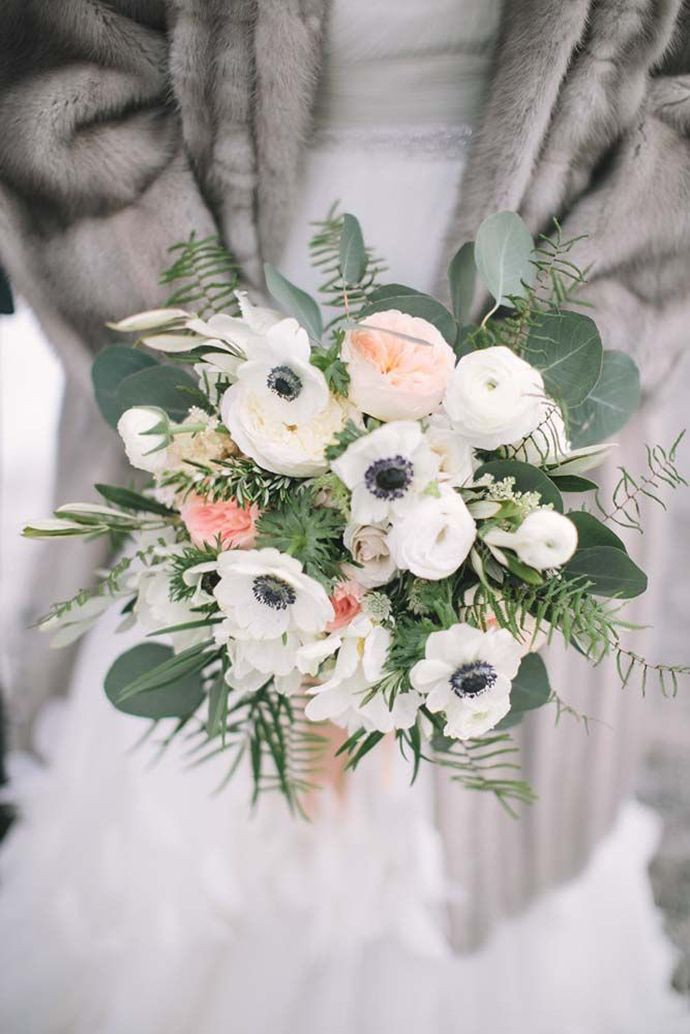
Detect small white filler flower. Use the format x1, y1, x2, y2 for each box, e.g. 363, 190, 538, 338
410, 623, 524, 739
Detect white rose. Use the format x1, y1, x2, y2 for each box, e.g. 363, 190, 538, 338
484, 509, 578, 570
387, 487, 476, 580
443, 346, 546, 449
342, 522, 397, 588
221, 384, 352, 477
117, 406, 170, 474
331, 421, 439, 524
342, 309, 456, 421
424, 414, 475, 486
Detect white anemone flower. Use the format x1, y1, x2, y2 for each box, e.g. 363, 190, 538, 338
222, 635, 304, 697
332, 421, 439, 524
302, 616, 421, 732
135, 565, 212, 653
213, 548, 334, 641
117, 406, 170, 474
484, 509, 578, 570
443, 346, 547, 449
387, 487, 476, 580
410, 623, 524, 739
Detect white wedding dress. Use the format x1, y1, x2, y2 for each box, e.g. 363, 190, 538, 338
1, 1, 689, 1031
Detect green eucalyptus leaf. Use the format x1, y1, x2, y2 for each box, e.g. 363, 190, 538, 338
563, 545, 647, 598
264, 263, 323, 342
116, 365, 203, 421
95, 483, 174, 517
568, 351, 641, 447
523, 311, 603, 407
360, 284, 457, 345
339, 213, 368, 285
474, 459, 564, 512
496, 653, 551, 729
474, 211, 535, 307
92, 346, 160, 428
448, 241, 476, 324
104, 643, 205, 719
567, 511, 627, 552
549, 475, 598, 494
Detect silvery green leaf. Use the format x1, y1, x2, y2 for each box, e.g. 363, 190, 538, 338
141, 333, 203, 353
563, 545, 647, 598
264, 263, 323, 342
474, 211, 535, 307
523, 311, 603, 407
92, 346, 159, 428
546, 443, 615, 476
107, 309, 189, 333
339, 213, 368, 285
568, 351, 641, 447
448, 241, 476, 324
105, 643, 205, 719
360, 284, 457, 345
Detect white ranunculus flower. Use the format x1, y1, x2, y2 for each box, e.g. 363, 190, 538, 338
443, 346, 547, 449
507, 403, 570, 465
410, 623, 523, 739
332, 421, 439, 524
424, 414, 475, 487
221, 383, 352, 477
117, 406, 170, 474
342, 521, 397, 588
302, 616, 421, 732
484, 509, 578, 570
213, 547, 334, 640
387, 487, 476, 580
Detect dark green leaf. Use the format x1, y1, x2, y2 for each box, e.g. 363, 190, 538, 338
568, 351, 641, 447
207, 677, 230, 737
104, 643, 204, 719
95, 483, 174, 517
115, 640, 213, 701
523, 311, 603, 407
567, 511, 627, 552
475, 459, 564, 512
496, 654, 551, 729
448, 241, 476, 324
361, 284, 457, 345
563, 545, 647, 598
339, 213, 368, 285
92, 346, 159, 428
549, 475, 598, 494
474, 211, 535, 307
264, 263, 323, 342
116, 364, 203, 421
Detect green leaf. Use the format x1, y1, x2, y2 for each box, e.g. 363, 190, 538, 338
523, 311, 603, 407
360, 285, 457, 345
92, 346, 159, 428
549, 474, 598, 494
116, 364, 203, 421
568, 351, 641, 447
475, 459, 564, 512
448, 241, 476, 324
104, 643, 205, 719
114, 640, 213, 702
563, 545, 647, 598
567, 510, 627, 552
95, 483, 174, 517
207, 677, 230, 737
496, 654, 551, 729
264, 263, 323, 342
339, 213, 368, 285
474, 211, 535, 308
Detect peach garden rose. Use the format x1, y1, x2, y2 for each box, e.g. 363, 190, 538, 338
342, 309, 455, 421
180, 494, 259, 550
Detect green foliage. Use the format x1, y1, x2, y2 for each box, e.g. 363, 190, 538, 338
567, 511, 626, 551
308, 207, 386, 319
496, 653, 551, 729
255, 492, 347, 586
92, 346, 159, 428
563, 546, 647, 599
95, 483, 174, 517
160, 233, 241, 317
568, 351, 641, 446
360, 284, 457, 346
169, 545, 220, 601
339, 213, 368, 285
172, 457, 298, 510
595, 433, 687, 532
448, 241, 476, 326
475, 459, 564, 511
264, 262, 324, 342
116, 364, 205, 422
105, 642, 206, 719
522, 311, 603, 407
310, 338, 351, 396
474, 211, 535, 309
324, 419, 366, 462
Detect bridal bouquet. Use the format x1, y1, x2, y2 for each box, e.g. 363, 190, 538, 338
25, 211, 687, 811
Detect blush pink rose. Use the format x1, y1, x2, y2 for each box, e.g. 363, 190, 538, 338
342, 309, 456, 422
180, 495, 259, 550
326, 579, 364, 632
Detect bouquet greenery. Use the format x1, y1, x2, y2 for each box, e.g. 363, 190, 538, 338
24, 210, 688, 814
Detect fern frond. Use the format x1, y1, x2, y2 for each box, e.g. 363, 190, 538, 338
309, 206, 386, 325
160, 233, 241, 317
595, 432, 687, 532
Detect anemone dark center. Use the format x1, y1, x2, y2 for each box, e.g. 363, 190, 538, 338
267, 365, 302, 401
450, 661, 497, 698
252, 574, 296, 610
364, 455, 414, 500
200, 571, 220, 595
